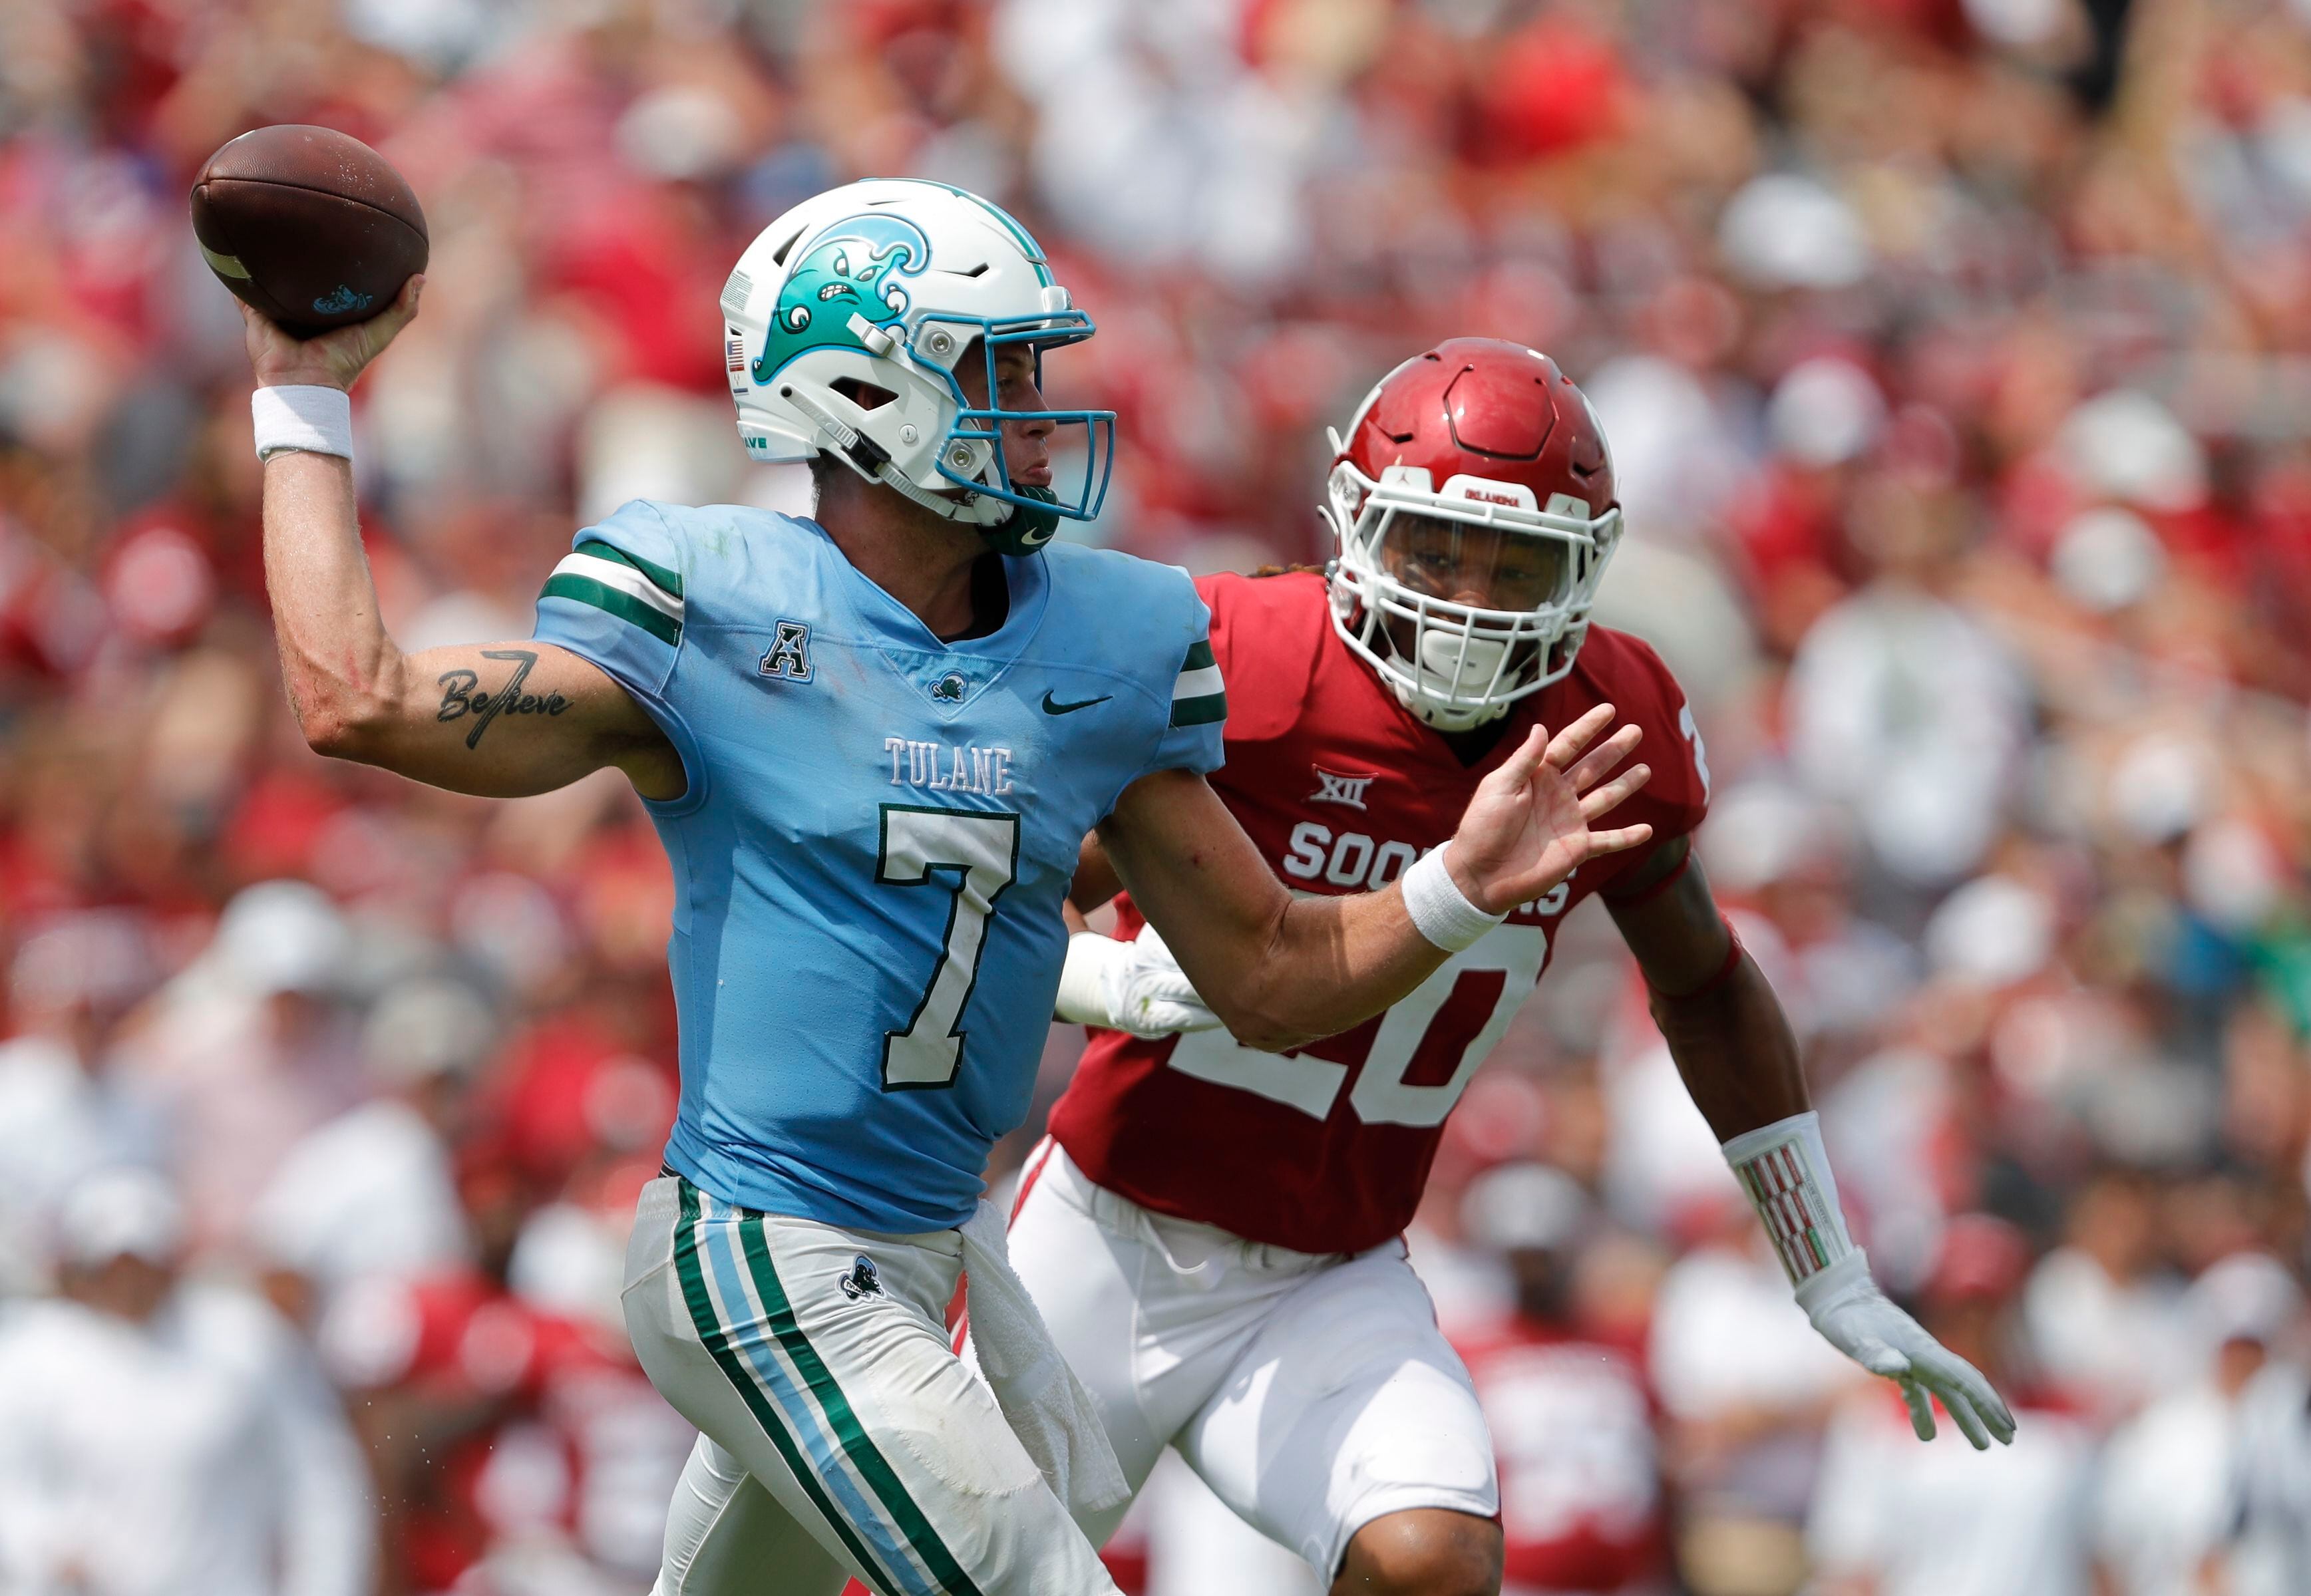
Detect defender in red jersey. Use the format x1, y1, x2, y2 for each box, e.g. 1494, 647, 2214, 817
1048, 569, 1705, 1255
1005, 341, 2015, 1596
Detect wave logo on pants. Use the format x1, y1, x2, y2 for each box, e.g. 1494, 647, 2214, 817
838, 1255, 885, 1300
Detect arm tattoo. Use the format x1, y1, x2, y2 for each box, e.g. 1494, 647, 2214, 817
437, 649, 570, 748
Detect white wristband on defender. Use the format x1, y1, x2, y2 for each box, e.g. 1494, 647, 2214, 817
1053, 932, 1131, 1028
252, 384, 353, 462
1721, 1110, 1857, 1289
1401, 844, 1506, 952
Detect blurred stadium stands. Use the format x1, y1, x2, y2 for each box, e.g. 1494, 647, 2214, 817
8, 0, 2311, 1591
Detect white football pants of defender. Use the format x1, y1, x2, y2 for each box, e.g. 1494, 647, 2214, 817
622, 1175, 1121, 1596
987, 1141, 1499, 1581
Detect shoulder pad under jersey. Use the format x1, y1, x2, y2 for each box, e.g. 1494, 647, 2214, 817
1567, 624, 1711, 844
1194, 569, 1328, 746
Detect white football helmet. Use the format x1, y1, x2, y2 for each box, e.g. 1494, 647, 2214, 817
721, 178, 1115, 555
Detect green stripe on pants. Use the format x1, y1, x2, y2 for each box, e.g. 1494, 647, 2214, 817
735, 1215, 985, 1596
670, 1182, 902, 1596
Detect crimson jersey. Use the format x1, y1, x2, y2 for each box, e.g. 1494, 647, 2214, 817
1047, 571, 1709, 1254
1457, 1322, 1666, 1592
327, 1269, 689, 1588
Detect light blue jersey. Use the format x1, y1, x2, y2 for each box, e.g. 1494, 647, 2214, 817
532, 502, 1225, 1233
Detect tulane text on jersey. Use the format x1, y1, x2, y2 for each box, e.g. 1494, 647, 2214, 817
532, 501, 1226, 1232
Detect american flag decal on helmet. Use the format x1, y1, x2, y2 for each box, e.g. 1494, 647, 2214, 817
726, 335, 747, 375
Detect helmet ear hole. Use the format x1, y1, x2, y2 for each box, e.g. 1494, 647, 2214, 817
830, 377, 898, 412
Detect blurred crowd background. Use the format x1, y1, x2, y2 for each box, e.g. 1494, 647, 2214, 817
7, 0, 2311, 1592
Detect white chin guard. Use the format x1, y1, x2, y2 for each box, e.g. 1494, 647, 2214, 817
1395, 630, 1514, 730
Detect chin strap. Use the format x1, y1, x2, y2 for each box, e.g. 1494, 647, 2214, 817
878, 457, 991, 521
779, 380, 1008, 527
779, 381, 1061, 552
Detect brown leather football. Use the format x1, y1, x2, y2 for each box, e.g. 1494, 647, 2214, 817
190, 125, 428, 337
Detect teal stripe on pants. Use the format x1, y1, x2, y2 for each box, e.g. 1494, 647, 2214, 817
735, 1215, 987, 1596
671, 1181, 904, 1596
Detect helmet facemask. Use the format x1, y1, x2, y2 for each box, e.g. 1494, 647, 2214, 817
922, 319, 1115, 556
1326, 460, 1621, 730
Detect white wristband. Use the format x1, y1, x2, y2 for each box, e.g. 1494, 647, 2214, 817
252, 384, 353, 463
1401, 844, 1506, 952
1721, 1109, 1857, 1289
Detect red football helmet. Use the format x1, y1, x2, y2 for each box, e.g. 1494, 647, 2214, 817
1324, 339, 1621, 729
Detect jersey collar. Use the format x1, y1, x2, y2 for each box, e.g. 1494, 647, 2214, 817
804, 516, 1053, 661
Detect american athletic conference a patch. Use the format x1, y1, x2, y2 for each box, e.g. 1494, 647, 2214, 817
759, 619, 812, 681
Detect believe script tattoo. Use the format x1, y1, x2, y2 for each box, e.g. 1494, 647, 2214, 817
437, 649, 570, 749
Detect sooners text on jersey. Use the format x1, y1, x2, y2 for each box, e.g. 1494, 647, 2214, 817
1047, 571, 1710, 1253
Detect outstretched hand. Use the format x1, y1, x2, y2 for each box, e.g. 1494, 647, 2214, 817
241, 273, 423, 392
1444, 705, 1653, 915
1802, 1255, 2018, 1450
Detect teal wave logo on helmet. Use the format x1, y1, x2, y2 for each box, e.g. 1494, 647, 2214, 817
751, 214, 930, 385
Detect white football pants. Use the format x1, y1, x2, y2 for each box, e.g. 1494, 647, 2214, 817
621, 1174, 1119, 1596
991, 1141, 1499, 1581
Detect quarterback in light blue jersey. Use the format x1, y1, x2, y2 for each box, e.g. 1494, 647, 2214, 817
236, 178, 1656, 1596
530, 495, 1225, 1234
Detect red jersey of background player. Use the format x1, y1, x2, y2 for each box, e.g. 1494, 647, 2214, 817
1046, 567, 1709, 1255
1455, 1321, 1667, 1592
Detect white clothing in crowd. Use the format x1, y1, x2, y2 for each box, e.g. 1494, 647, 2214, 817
252, 973, 496, 1299
107, 881, 385, 1251
1808, 1391, 2098, 1596
1785, 582, 2028, 886
0, 1035, 155, 1293
1648, 1243, 1853, 1428
0, 1281, 374, 1596
2095, 1251, 2305, 1596
2095, 1382, 2240, 1596
2024, 1246, 2189, 1424
2221, 1358, 2311, 1596
250, 1096, 469, 1299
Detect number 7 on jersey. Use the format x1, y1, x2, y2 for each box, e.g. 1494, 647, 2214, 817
877, 806, 1021, 1089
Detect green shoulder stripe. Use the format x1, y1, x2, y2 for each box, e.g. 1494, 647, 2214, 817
1171, 691, 1227, 728
541, 573, 682, 645
1182, 638, 1215, 673
576, 538, 684, 600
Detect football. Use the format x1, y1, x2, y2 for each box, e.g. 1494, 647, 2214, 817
189, 124, 427, 337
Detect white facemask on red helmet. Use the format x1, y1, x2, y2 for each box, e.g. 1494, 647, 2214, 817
1323, 339, 1622, 730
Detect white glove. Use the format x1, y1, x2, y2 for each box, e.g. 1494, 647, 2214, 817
1723, 1111, 2016, 1450
1052, 925, 1221, 1039
1799, 1251, 2018, 1450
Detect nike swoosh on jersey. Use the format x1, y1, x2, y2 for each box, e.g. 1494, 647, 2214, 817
1041, 691, 1112, 715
